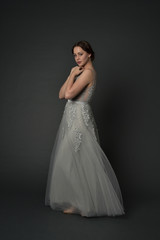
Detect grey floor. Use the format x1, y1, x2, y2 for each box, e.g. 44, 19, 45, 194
1, 190, 159, 240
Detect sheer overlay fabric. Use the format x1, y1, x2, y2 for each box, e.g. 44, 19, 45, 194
45, 71, 125, 217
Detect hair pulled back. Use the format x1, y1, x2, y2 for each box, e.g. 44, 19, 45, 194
72, 40, 95, 61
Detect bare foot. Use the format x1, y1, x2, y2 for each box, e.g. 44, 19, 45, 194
63, 207, 75, 214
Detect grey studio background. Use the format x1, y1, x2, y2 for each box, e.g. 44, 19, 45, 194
0, 1, 160, 240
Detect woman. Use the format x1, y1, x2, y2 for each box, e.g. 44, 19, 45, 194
45, 40, 125, 217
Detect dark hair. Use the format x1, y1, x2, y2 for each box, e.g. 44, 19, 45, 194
71, 40, 95, 61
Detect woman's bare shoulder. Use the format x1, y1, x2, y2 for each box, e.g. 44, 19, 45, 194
82, 68, 96, 86
83, 68, 96, 78
84, 67, 96, 73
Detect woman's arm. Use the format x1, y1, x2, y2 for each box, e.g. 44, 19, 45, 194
65, 68, 93, 99
59, 68, 75, 99
59, 76, 70, 99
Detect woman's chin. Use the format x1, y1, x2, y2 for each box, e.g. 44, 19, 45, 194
79, 64, 85, 68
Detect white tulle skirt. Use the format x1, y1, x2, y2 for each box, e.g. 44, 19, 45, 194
45, 100, 125, 217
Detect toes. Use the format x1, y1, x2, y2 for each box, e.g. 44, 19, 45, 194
63, 207, 75, 214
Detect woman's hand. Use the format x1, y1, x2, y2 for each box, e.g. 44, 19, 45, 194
70, 66, 84, 77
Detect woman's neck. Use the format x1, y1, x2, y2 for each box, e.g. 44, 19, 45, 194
83, 61, 93, 70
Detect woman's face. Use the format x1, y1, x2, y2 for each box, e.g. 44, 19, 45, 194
73, 46, 91, 67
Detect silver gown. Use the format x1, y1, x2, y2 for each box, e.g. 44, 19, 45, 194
45, 72, 125, 217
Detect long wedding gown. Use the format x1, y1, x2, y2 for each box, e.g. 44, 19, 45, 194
45, 71, 125, 217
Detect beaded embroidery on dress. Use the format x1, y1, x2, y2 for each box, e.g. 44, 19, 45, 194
45, 70, 125, 217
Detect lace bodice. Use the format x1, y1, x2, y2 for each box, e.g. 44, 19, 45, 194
70, 70, 96, 103
64, 69, 98, 153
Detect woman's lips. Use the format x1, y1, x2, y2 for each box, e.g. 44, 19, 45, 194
77, 61, 81, 64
